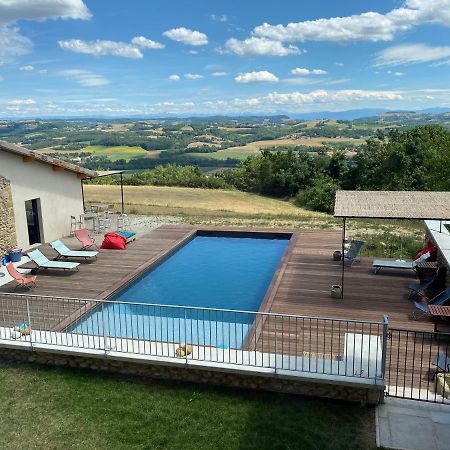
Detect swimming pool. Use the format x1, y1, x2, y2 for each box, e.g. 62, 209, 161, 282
71, 232, 291, 348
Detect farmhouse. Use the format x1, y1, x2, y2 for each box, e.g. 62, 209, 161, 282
0, 140, 96, 253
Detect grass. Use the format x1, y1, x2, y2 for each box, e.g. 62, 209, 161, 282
83, 186, 426, 246
84, 185, 329, 222
79, 145, 149, 161
188, 138, 364, 161
40, 145, 149, 162
0, 361, 376, 450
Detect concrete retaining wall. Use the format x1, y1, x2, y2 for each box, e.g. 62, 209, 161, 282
0, 346, 384, 405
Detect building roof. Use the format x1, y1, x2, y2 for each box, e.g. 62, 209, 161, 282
334, 190, 450, 220
0, 140, 97, 178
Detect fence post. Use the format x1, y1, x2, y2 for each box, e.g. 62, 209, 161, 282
380, 315, 389, 380
25, 296, 33, 350
101, 302, 108, 355
184, 308, 188, 364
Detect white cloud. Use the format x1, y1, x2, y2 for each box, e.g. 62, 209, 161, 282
0, 1, 90, 65
211, 14, 227, 22
19, 65, 34, 71
131, 36, 165, 49
184, 73, 203, 80
58, 39, 143, 58
39, 69, 48, 74
264, 89, 402, 104
0, 0, 91, 24
163, 27, 208, 46
283, 77, 325, 86
5, 87, 450, 118
225, 37, 301, 56
394, 72, 405, 76
8, 98, 36, 105
290, 67, 328, 75
188, 50, 199, 55
375, 43, 450, 66
253, 0, 450, 43
211, 71, 228, 77
0, 25, 33, 64
168, 74, 180, 81
59, 69, 109, 86
234, 71, 279, 84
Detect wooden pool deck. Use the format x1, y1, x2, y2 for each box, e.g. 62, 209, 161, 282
1, 224, 447, 395
0, 224, 433, 332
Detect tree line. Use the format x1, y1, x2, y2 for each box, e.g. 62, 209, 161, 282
87, 125, 450, 214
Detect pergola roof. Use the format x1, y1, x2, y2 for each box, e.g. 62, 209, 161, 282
92, 170, 125, 178
334, 190, 450, 220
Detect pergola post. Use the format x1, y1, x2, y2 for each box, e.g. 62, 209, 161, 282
120, 172, 124, 215
341, 217, 346, 298
81, 179, 85, 212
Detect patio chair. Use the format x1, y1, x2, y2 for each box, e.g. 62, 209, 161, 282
411, 287, 450, 320
27, 249, 79, 272
6, 263, 37, 290
49, 240, 98, 261
431, 352, 450, 380
75, 228, 99, 250
343, 240, 364, 266
70, 215, 83, 236
408, 267, 446, 300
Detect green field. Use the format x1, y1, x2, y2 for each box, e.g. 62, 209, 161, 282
188, 137, 364, 160
79, 145, 149, 161
0, 362, 375, 449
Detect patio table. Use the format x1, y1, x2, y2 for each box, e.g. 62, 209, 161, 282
428, 305, 450, 332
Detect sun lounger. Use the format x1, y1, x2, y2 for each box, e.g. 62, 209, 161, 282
412, 287, 450, 320
373, 259, 415, 273
116, 231, 136, 244
27, 249, 79, 272
373, 251, 431, 274
75, 228, 98, 250
343, 240, 364, 266
50, 240, 98, 260
6, 263, 37, 290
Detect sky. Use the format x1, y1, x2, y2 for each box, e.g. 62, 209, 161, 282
1, 0, 450, 118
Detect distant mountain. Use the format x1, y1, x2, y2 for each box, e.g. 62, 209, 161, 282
289, 108, 450, 121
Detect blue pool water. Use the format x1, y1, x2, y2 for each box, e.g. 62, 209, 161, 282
71, 233, 290, 348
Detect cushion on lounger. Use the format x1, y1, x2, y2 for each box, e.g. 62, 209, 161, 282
116, 231, 136, 240
101, 232, 126, 250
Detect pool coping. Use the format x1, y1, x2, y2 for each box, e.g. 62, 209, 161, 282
54, 226, 297, 346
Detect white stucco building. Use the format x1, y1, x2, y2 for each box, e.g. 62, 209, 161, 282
0, 140, 96, 252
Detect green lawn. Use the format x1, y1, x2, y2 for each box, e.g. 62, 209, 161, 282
0, 362, 375, 449
80, 145, 149, 161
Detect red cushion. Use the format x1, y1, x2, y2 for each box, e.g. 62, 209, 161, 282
101, 232, 126, 250
414, 243, 437, 262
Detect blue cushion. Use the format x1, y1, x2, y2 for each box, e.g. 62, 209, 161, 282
116, 231, 136, 240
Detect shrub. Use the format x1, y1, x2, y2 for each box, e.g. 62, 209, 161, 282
294, 176, 339, 214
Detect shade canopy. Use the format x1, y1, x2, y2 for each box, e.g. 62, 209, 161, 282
334, 190, 450, 220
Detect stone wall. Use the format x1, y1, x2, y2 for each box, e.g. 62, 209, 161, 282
0, 176, 17, 255
0, 347, 384, 405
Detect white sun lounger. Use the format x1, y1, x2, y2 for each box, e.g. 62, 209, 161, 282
50, 240, 98, 260
373, 260, 415, 273
28, 249, 80, 271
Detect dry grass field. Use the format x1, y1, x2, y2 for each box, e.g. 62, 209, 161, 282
84, 185, 329, 226
189, 137, 364, 160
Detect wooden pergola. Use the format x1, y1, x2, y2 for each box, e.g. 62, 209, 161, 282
334, 190, 450, 297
